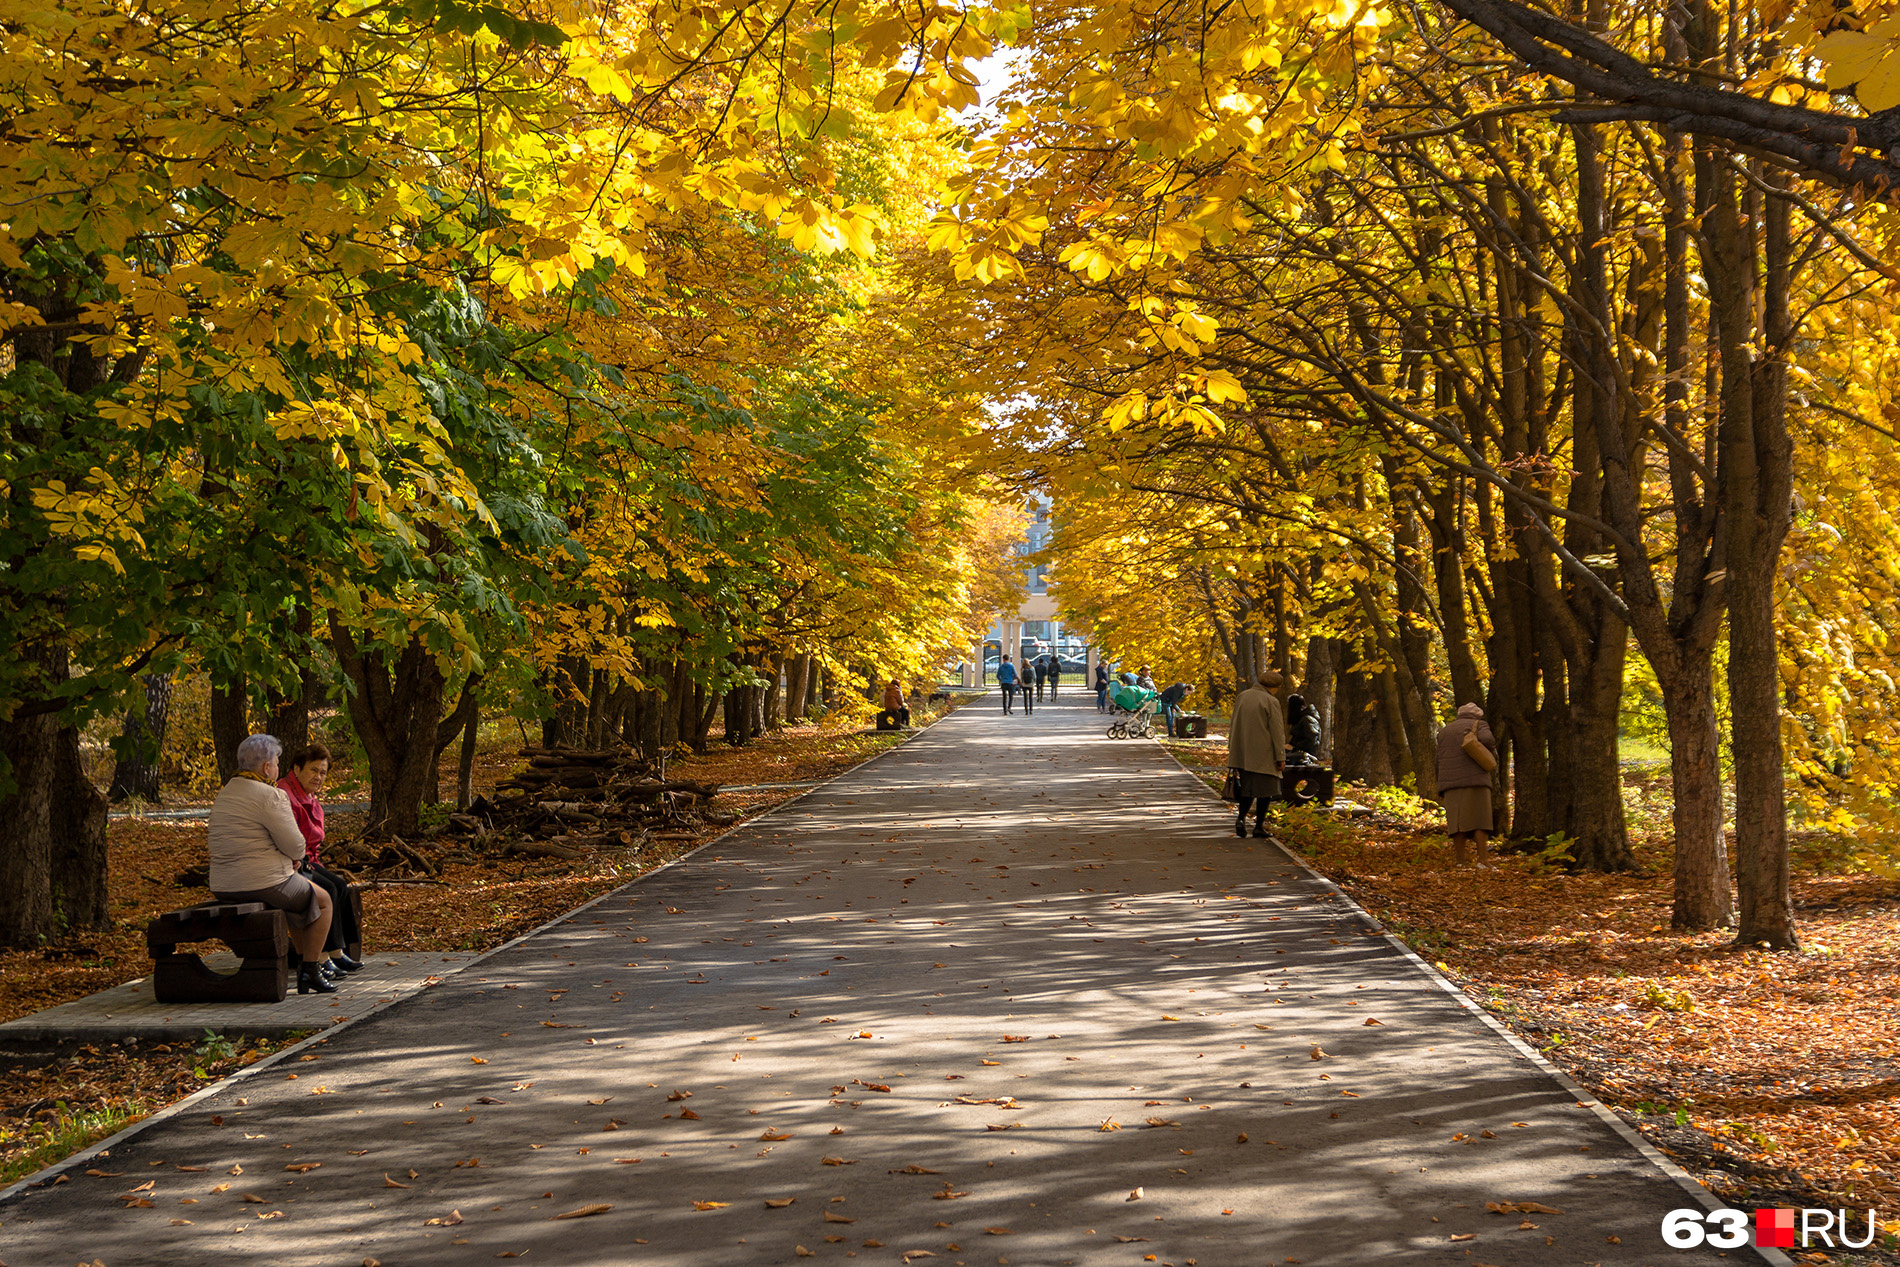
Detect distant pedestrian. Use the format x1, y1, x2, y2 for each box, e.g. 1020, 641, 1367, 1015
1034, 656, 1048, 701
1095, 663, 1110, 712
997, 655, 1018, 714
1047, 656, 1062, 697
880, 678, 911, 728
1018, 656, 1035, 714
1435, 702, 1497, 866
1136, 664, 1155, 690
1225, 671, 1286, 838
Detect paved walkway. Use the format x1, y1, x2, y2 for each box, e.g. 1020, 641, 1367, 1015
0, 693, 1764, 1266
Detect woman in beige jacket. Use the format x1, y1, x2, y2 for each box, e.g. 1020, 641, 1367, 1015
1226, 670, 1287, 838
1434, 703, 1498, 865
208, 734, 337, 994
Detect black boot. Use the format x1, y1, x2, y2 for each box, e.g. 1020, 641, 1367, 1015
1252, 818, 1270, 838
1233, 811, 1248, 838
298, 963, 339, 995
331, 952, 364, 973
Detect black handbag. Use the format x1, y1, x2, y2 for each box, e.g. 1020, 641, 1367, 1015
1220, 770, 1240, 802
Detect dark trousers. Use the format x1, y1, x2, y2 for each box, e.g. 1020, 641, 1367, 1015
877, 707, 910, 729
302, 864, 360, 955
1097, 684, 1108, 711
1049, 676, 1060, 697
1002, 684, 1015, 712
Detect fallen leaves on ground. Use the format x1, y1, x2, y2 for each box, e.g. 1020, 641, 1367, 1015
1274, 787, 1900, 1215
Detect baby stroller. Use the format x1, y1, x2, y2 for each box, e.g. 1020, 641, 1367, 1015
1106, 681, 1159, 738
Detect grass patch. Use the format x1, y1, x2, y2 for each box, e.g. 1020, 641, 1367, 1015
0, 1101, 148, 1187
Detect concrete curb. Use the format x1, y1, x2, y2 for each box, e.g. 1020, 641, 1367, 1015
0, 700, 974, 1207
1152, 741, 1794, 1267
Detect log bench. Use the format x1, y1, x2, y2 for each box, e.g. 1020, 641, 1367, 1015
1281, 764, 1335, 807
146, 903, 289, 1004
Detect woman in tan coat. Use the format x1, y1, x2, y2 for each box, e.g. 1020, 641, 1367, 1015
1435, 702, 1498, 865
1225, 671, 1286, 838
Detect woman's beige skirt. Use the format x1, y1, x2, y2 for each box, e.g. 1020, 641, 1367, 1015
214, 872, 323, 928
1442, 786, 1493, 834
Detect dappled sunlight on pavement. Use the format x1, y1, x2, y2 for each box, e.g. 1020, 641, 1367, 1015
0, 693, 1744, 1265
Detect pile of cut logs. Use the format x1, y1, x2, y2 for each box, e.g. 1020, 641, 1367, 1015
451, 746, 732, 860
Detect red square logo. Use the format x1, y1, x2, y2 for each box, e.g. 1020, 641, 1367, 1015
1756, 1208, 1796, 1248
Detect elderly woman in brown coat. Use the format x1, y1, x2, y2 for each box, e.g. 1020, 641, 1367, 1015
1435, 702, 1498, 865
1225, 670, 1287, 838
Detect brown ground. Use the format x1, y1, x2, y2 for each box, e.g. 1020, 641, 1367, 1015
0, 699, 967, 1186
1162, 737, 1900, 1260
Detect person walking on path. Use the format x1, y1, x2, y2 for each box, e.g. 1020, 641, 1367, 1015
1018, 655, 1035, 714
1225, 670, 1286, 838
1095, 662, 1110, 712
1436, 702, 1498, 865
997, 655, 1018, 714
1048, 656, 1062, 697
1034, 655, 1048, 701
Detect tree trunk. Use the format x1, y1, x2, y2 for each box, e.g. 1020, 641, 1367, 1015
0, 705, 59, 947
1663, 663, 1731, 926
108, 672, 174, 803
455, 701, 480, 812
1301, 634, 1336, 761
1710, 162, 1797, 948
210, 678, 250, 785
52, 724, 109, 931
265, 598, 319, 758
330, 616, 449, 838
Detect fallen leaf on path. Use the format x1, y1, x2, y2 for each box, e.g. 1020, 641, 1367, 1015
1126, 1188, 1144, 1201
552, 1204, 612, 1219
241, 1193, 267, 1203
795, 1248, 815, 1258
985, 1227, 1012, 1235
764, 1197, 796, 1208
666, 1090, 692, 1101
1099, 1118, 1120, 1131
383, 1174, 411, 1188
891, 1165, 942, 1174
1310, 1045, 1327, 1060
1364, 1017, 1383, 1025
471, 1057, 488, 1064
1114, 1235, 1150, 1243
759, 1130, 793, 1141
1145, 1117, 1178, 1128
1449, 1233, 1474, 1241
424, 1210, 464, 1226
986, 1123, 1018, 1131
824, 1210, 856, 1223
821, 1156, 858, 1166
678, 1109, 701, 1120
285, 1163, 321, 1172
1237, 1133, 1250, 1143
693, 1200, 731, 1210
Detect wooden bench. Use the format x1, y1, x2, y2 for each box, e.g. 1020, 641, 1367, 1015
1282, 764, 1335, 806
147, 903, 289, 1003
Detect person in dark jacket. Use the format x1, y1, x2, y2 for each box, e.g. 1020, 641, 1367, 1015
1158, 681, 1194, 736
1047, 657, 1062, 697
1435, 702, 1498, 865
1095, 663, 1110, 712
1285, 693, 1322, 764
1017, 655, 1035, 714
1033, 656, 1048, 701
997, 656, 1018, 713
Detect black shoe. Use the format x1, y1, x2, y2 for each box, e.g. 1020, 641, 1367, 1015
1252, 824, 1270, 838
331, 953, 364, 973
319, 961, 341, 981
1234, 815, 1248, 838
298, 964, 340, 995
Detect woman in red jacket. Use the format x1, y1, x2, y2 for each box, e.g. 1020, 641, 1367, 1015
277, 744, 366, 978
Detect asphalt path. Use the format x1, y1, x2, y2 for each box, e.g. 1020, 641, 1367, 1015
1, 690, 1759, 1266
